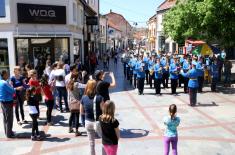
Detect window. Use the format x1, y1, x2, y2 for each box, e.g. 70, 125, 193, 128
54, 38, 69, 62
0, 39, 9, 73
73, 3, 77, 22
0, 0, 6, 17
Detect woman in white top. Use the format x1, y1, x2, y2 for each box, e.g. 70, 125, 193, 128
50, 61, 69, 113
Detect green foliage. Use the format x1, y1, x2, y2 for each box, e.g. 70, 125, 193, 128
163, 0, 235, 47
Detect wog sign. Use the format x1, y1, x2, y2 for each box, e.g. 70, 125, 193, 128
17, 3, 66, 24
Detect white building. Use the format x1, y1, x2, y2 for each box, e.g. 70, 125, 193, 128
0, 0, 84, 75
156, 0, 177, 54
99, 15, 107, 56
147, 14, 157, 52
107, 21, 122, 50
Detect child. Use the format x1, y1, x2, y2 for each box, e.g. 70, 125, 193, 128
28, 70, 41, 117
99, 101, 120, 155
40, 75, 54, 126
26, 87, 41, 141
163, 104, 180, 155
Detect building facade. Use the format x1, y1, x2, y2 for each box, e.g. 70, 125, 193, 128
105, 10, 132, 50
0, 0, 85, 75
99, 15, 107, 57
156, 0, 177, 54
107, 20, 122, 51
147, 14, 157, 52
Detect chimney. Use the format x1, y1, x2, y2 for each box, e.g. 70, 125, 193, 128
110, 9, 112, 13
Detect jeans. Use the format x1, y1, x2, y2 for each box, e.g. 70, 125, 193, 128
15, 92, 25, 122
164, 136, 178, 155
1, 102, 14, 138
137, 78, 145, 94
183, 77, 189, 93
162, 72, 169, 88
145, 70, 149, 84
154, 78, 162, 94
69, 112, 80, 129
30, 114, 39, 136
211, 77, 218, 91
189, 88, 197, 106
171, 79, 178, 94
56, 87, 69, 111
45, 100, 54, 123
149, 72, 154, 88
133, 74, 137, 88
224, 72, 231, 84
198, 76, 204, 92
129, 70, 133, 85
85, 120, 96, 155
103, 145, 118, 155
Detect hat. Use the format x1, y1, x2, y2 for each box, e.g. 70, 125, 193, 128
94, 70, 104, 80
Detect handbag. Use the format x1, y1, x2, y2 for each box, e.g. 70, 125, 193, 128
69, 99, 80, 112
93, 95, 102, 137
69, 92, 80, 112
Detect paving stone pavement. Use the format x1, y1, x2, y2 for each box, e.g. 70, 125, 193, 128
0, 58, 235, 155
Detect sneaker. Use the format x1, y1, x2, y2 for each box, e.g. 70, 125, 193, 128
68, 128, 74, 133
47, 122, 53, 126
31, 136, 36, 141
17, 121, 22, 126
75, 131, 82, 137
36, 135, 42, 141
22, 120, 28, 124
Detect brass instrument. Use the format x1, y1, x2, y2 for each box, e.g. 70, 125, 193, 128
150, 69, 154, 75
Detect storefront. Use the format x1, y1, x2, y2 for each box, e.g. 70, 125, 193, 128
15, 37, 69, 68
0, 39, 9, 73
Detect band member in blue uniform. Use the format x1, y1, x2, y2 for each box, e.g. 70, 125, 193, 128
148, 55, 155, 89
196, 57, 205, 93
136, 55, 145, 95
210, 59, 219, 92
143, 53, 150, 84
182, 57, 191, 93
128, 55, 134, 85
133, 54, 138, 89
154, 58, 163, 95
181, 61, 200, 106
178, 56, 184, 87
161, 56, 169, 89
169, 57, 179, 94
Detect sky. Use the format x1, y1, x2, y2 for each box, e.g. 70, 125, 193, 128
100, 0, 163, 28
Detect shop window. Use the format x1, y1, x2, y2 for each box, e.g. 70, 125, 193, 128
16, 39, 29, 66
0, 0, 5, 17
0, 39, 9, 73
165, 43, 169, 53
73, 3, 77, 22
74, 39, 82, 61
54, 38, 69, 62
172, 43, 176, 53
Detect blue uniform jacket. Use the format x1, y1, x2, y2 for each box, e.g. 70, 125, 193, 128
169, 63, 179, 79
148, 60, 154, 71
154, 63, 163, 79
161, 59, 169, 73
0, 80, 15, 102
135, 61, 145, 78
181, 68, 199, 88
143, 57, 149, 71
183, 61, 190, 73
196, 62, 204, 77
210, 63, 219, 78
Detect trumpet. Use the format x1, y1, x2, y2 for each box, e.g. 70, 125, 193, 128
150, 69, 154, 75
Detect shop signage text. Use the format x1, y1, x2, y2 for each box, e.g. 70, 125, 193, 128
17, 3, 66, 24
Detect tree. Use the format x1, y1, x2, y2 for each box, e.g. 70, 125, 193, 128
163, 0, 235, 48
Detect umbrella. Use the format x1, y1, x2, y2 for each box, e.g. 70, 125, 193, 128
192, 44, 213, 56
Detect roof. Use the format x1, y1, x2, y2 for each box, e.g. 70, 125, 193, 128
105, 11, 132, 27
148, 14, 157, 21
157, 0, 176, 12
108, 21, 122, 32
